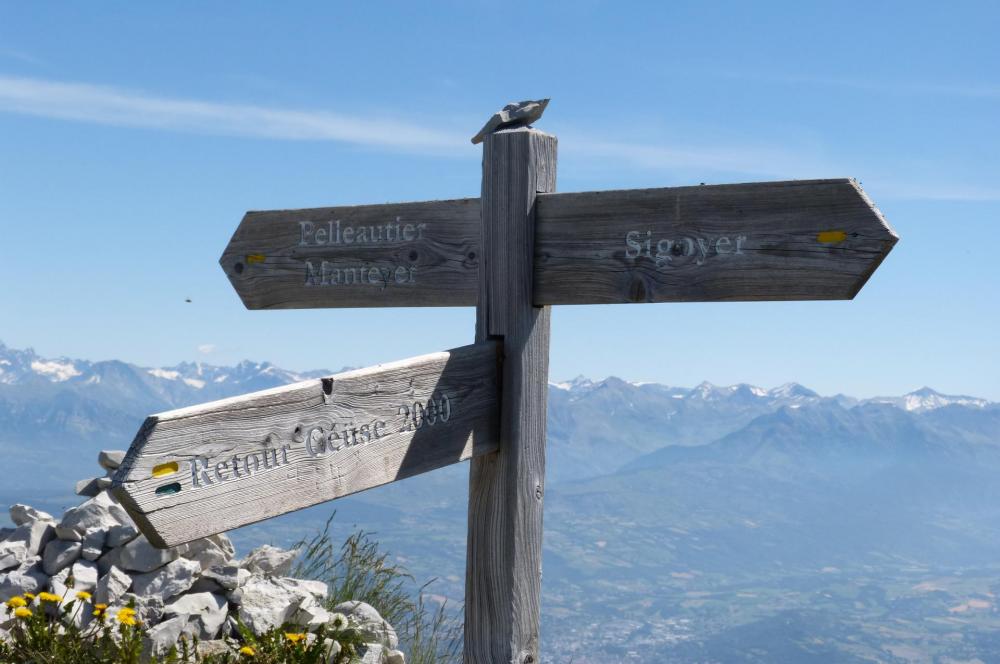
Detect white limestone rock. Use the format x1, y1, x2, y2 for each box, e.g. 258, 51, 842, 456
98, 450, 127, 472
232, 576, 310, 633
106, 523, 139, 548
0, 558, 48, 601
8, 519, 56, 556
209, 533, 236, 560
56, 493, 121, 541
81, 528, 107, 561
333, 600, 399, 649
203, 564, 250, 591
294, 602, 334, 629
119, 535, 179, 573
97, 543, 126, 576
47, 569, 91, 628
357, 643, 386, 664
241, 544, 297, 577
0, 540, 28, 571
163, 591, 228, 639
94, 565, 132, 606
70, 559, 99, 590
75, 476, 112, 498
48, 566, 70, 591
115, 592, 164, 625
386, 650, 406, 664
141, 615, 188, 660
181, 534, 234, 570
131, 558, 200, 601
42, 539, 81, 575
10, 504, 54, 526
275, 576, 328, 603
105, 499, 132, 527
189, 575, 224, 594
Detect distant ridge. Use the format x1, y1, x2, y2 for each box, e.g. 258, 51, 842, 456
550, 372, 991, 413
0, 339, 995, 503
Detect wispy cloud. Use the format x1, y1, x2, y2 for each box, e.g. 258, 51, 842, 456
197, 344, 216, 355
2, 75, 996, 201
0, 75, 469, 154
0, 75, 828, 179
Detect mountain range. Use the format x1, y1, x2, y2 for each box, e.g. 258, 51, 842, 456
2, 340, 999, 662
0, 339, 987, 497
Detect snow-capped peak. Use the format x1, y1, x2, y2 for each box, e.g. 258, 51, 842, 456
551, 375, 596, 391
690, 381, 720, 399
30, 359, 82, 382
767, 383, 819, 400
871, 387, 992, 413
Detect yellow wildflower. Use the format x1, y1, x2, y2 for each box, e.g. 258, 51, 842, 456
14, 607, 32, 618
239, 645, 256, 656
284, 632, 306, 643
116, 607, 138, 626
23, 593, 35, 601
5, 596, 27, 609
75, 591, 92, 601
38, 592, 62, 603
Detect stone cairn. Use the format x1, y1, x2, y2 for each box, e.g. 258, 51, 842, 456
0, 450, 405, 663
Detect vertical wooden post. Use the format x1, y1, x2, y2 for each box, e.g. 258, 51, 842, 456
465, 126, 556, 663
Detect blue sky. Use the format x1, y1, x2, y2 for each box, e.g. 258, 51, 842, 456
1, 1, 998, 400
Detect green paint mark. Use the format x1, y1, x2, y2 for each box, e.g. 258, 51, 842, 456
155, 482, 182, 496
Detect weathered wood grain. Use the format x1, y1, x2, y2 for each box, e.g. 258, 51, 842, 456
220, 198, 481, 309
111, 342, 499, 548
221, 179, 895, 311
533, 178, 897, 304
466, 127, 556, 664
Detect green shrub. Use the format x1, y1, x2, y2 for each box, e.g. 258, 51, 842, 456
292, 514, 462, 664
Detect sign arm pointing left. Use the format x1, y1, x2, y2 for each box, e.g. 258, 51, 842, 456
112, 341, 499, 548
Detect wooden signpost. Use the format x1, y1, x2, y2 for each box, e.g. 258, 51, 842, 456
114, 99, 898, 664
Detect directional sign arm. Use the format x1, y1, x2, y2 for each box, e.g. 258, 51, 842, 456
532, 178, 898, 304
220, 198, 481, 310
220, 178, 897, 310
112, 342, 499, 548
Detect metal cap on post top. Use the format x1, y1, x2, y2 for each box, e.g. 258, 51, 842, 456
471, 99, 550, 145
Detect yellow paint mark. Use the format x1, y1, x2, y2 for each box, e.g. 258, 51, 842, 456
817, 231, 847, 244
152, 462, 179, 478
246, 254, 266, 264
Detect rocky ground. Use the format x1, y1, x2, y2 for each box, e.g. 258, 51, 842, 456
0, 450, 406, 663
